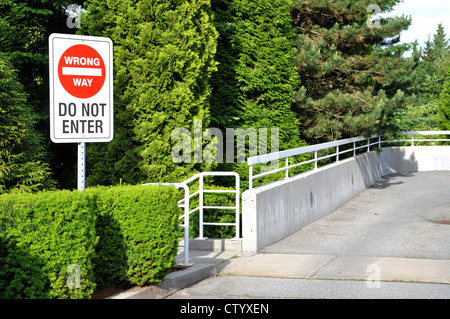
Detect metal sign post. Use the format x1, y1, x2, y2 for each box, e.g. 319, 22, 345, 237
77, 142, 86, 191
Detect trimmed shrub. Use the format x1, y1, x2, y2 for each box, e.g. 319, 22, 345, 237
88, 184, 181, 287
0, 190, 97, 299
0, 184, 181, 298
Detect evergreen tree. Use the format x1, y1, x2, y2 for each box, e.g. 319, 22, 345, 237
210, 0, 308, 187
0, 0, 79, 189
0, 53, 54, 193
417, 24, 450, 103
404, 24, 450, 130
80, 0, 218, 185
422, 36, 433, 63
438, 67, 450, 131
290, 0, 417, 142
423, 23, 449, 62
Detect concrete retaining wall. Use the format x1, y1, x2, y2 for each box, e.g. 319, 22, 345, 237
242, 146, 450, 252
380, 146, 450, 173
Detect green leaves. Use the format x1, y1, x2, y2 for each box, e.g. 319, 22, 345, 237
0, 184, 181, 297
400, 24, 450, 131
0, 190, 97, 298
0, 0, 72, 190
87, 184, 182, 287
2, 0, 436, 189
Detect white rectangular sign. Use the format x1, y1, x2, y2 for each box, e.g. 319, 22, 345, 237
49, 33, 113, 143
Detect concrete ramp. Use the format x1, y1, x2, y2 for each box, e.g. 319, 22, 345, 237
261, 171, 450, 259
242, 146, 450, 252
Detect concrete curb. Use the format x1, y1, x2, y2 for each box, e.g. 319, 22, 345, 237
107, 249, 241, 299
108, 264, 218, 299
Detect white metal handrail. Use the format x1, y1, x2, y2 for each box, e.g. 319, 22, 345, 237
388, 131, 450, 146
247, 130, 450, 190
178, 172, 240, 240
144, 171, 240, 265
248, 135, 380, 189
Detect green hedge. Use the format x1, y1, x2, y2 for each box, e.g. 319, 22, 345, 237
0, 184, 181, 299
0, 190, 97, 299
88, 185, 181, 287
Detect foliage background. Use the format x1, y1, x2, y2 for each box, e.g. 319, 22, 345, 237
0, 0, 449, 197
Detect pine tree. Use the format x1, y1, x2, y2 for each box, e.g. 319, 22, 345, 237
417, 24, 450, 102
403, 24, 450, 130
422, 36, 433, 63
438, 67, 450, 131
80, 0, 218, 185
424, 23, 449, 62
290, 0, 417, 142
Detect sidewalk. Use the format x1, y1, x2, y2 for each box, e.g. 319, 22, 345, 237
168, 251, 450, 299
216, 253, 450, 284
108, 249, 450, 299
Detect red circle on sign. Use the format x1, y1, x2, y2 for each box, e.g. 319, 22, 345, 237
58, 44, 106, 99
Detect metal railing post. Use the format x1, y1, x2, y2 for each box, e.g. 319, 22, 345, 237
285, 157, 289, 179
249, 165, 253, 189
144, 171, 242, 263
314, 151, 318, 169
198, 174, 204, 239
234, 174, 240, 240
411, 134, 415, 146
246, 134, 381, 188
182, 185, 189, 264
